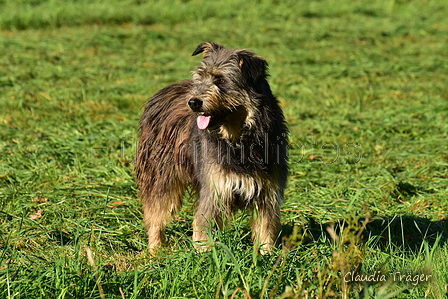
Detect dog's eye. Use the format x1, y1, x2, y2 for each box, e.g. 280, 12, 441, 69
216, 78, 226, 85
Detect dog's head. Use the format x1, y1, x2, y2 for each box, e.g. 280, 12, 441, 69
189, 42, 272, 140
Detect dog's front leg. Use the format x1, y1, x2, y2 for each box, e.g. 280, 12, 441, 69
251, 194, 281, 254
192, 194, 224, 251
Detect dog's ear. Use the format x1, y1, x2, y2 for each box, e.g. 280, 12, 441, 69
192, 42, 225, 57
237, 50, 269, 87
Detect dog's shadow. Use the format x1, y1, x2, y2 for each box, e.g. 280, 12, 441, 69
281, 216, 448, 252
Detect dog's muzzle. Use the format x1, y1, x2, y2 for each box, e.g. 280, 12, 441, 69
188, 98, 214, 130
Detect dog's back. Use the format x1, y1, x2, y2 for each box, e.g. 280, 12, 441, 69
136, 80, 195, 173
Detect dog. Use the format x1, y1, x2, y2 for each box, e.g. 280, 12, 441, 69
135, 42, 288, 254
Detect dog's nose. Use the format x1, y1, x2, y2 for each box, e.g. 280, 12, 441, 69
188, 98, 203, 111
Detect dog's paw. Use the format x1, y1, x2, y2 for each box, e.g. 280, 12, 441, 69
259, 243, 276, 255
193, 240, 212, 253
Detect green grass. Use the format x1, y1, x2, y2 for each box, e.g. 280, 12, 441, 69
1, 0, 448, 298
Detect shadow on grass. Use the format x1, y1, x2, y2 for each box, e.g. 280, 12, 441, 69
282, 216, 448, 252
362, 216, 447, 251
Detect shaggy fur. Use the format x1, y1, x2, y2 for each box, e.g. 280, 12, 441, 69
135, 42, 288, 253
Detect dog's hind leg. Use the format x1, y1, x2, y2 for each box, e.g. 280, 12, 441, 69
142, 179, 186, 254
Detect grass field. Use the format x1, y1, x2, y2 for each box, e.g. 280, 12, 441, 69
1, 0, 447, 298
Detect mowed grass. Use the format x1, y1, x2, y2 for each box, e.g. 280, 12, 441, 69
1, 0, 447, 298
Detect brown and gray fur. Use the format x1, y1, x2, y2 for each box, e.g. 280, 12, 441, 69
135, 42, 288, 254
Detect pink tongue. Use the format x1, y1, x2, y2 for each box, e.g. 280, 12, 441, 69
197, 115, 211, 130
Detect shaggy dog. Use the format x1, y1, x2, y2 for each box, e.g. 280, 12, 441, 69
135, 42, 288, 253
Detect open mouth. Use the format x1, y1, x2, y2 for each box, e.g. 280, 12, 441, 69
196, 112, 226, 130
196, 106, 247, 131
196, 113, 213, 130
